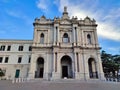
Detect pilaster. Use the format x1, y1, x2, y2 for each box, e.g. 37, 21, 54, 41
53, 26, 56, 45
57, 26, 60, 46
94, 29, 99, 47
34, 29, 37, 44
72, 26, 76, 46
28, 54, 37, 79
78, 53, 85, 80
52, 52, 60, 80
97, 53, 105, 80
43, 53, 49, 80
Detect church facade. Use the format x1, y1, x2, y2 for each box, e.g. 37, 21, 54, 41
0, 7, 105, 80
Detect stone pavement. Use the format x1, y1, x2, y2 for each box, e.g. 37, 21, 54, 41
0, 80, 120, 90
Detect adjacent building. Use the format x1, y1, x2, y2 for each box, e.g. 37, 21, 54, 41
0, 7, 105, 80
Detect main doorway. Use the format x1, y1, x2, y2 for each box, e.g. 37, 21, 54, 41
39, 68, 43, 78
35, 57, 44, 78
62, 66, 68, 78
61, 55, 73, 78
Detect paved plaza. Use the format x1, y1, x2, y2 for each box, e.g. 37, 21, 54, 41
0, 80, 120, 90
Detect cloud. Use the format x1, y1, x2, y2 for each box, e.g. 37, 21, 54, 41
37, 0, 49, 12
6, 10, 21, 18
103, 8, 120, 21
108, 47, 120, 51
6, 10, 32, 25
97, 7, 120, 41
97, 22, 120, 41
55, 0, 120, 41
106, 47, 120, 55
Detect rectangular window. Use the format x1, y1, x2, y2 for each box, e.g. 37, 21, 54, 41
0, 45, 5, 51
7, 45, 11, 51
0, 57, 3, 63
18, 57, 22, 63
5, 57, 9, 63
28, 56, 31, 63
18, 46, 23, 51
29, 46, 32, 51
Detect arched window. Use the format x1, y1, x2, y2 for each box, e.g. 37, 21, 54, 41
87, 34, 92, 44
40, 33, 44, 44
63, 33, 69, 43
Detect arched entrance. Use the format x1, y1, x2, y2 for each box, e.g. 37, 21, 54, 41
61, 55, 73, 78
88, 58, 98, 79
35, 57, 44, 78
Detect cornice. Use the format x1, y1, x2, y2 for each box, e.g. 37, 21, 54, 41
0, 39, 33, 44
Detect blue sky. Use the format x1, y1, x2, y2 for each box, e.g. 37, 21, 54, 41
0, 0, 120, 55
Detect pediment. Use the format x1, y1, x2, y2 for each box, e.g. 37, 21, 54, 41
60, 20, 71, 24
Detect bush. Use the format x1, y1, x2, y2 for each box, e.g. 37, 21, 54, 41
0, 68, 5, 77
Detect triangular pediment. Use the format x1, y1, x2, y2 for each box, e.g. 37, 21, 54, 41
60, 19, 71, 24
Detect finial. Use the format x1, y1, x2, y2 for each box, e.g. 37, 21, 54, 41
62, 6, 69, 19
64, 6, 67, 12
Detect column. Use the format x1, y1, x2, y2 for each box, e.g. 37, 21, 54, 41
53, 27, 56, 45
74, 52, 79, 79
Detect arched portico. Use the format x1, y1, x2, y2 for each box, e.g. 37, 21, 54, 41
35, 57, 44, 78
61, 55, 73, 78
88, 58, 98, 79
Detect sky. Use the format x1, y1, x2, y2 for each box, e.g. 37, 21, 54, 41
0, 0, 120, 55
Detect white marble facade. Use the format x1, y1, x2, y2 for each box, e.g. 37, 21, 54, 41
0, 7, 105, 80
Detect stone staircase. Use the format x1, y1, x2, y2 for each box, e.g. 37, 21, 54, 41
12, 78, 106, 84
